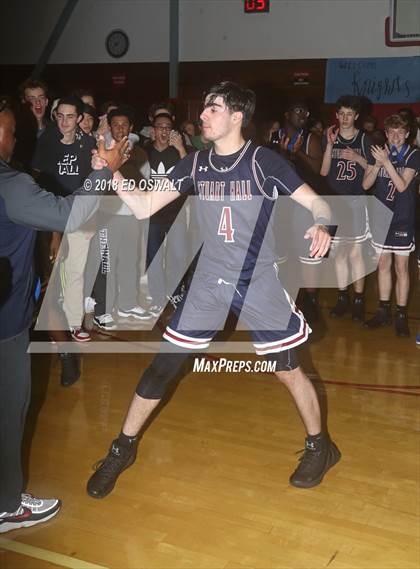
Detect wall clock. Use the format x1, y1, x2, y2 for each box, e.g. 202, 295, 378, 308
106, 29, 129, 58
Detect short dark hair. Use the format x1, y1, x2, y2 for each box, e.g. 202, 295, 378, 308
100, 100, 118, 115
335, 95, 361, 114
107, 106, 135, 126
204, 81, 256, 127
19, 78, 48, 101
153, 112, 173, 125
287, 100, 308, 112
56, 95, 84, 117
148, 101, 175, 120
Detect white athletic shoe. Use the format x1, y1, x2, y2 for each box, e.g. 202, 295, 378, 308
117, 306, 153, 320
0, 493, 61, 533
84, 296, 96, 313
148, 304, 164, 317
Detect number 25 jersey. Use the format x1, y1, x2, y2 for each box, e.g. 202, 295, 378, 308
322, 130, 369, 196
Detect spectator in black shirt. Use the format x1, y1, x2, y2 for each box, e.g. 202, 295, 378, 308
145, 113, 188, 314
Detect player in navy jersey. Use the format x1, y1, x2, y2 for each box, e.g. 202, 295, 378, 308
86, 82, 340, 500
321, 96, 369, 321
362, 114, 420, 337
271, 101, 324, 324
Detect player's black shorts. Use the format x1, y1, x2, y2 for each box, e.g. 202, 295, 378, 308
163, 266, 311, 356
371, 222, 415, 256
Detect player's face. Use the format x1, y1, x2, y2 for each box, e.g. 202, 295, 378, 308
24, 87, 48, 120
56, 104, 81, 136
385, 127, 409, 150
110, 115, 132, 142
200, 95, 238, 142
336, 107, 358, 129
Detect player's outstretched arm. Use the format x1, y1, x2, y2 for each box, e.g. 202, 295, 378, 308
113, 170, 181, 220
291, 183, 332, 258
362, 163, 380, 190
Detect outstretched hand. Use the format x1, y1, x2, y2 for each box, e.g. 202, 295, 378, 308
96, 136, 131, 173
304, 224, 331, 258
327, 125, 338, 145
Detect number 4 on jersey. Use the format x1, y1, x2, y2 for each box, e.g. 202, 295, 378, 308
218, 206, 235, 243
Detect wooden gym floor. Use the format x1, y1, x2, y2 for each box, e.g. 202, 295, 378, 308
1, 279, 419, 569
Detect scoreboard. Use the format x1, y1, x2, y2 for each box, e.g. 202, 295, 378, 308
244, 0, 270, 13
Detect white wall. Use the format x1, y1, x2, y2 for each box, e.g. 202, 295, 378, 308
1, 0, 419, 65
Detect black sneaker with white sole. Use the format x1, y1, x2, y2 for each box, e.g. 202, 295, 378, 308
87, 439, 137, 499
289, 435, 341, 488
0, 493, 61, 533
93, 314, 117, 331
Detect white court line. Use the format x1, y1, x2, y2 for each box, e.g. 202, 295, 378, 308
0, 537, 109, 569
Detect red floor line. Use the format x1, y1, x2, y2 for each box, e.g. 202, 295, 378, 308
319, 379, 420, 389
204, 354, 419, 393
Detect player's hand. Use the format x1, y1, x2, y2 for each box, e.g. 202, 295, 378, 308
97, 136, 131, 173
304, 224, 331, 258
340, 148, 358, 162
49, 232, 62, 263
371, 145, 388, 166
327, 125, 338, 145
91, 149, 108, 170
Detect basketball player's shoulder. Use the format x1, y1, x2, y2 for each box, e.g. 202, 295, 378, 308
405, 147, 420, 173
252, 144, 287, 166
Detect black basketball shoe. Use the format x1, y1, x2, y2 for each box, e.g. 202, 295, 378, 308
329, 292, 349, 318
289, 435, 341, 488
364, 307, 392, 328
351, 297, 364, 322
87, 439, 137, 499
395, 311, 410, 337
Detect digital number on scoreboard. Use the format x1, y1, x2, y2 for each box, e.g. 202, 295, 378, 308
244, 0, 270, 14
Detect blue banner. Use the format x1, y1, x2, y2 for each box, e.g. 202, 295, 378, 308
325, 57, 420, 104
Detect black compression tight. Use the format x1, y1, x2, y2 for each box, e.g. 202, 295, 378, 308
136, 344, 191, 399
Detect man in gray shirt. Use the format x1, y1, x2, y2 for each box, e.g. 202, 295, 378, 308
0, 98, 129, 533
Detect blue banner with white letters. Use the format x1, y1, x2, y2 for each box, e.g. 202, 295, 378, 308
325, 57, 420, 103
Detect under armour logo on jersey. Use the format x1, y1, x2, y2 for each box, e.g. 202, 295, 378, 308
199, 166, 208, 172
